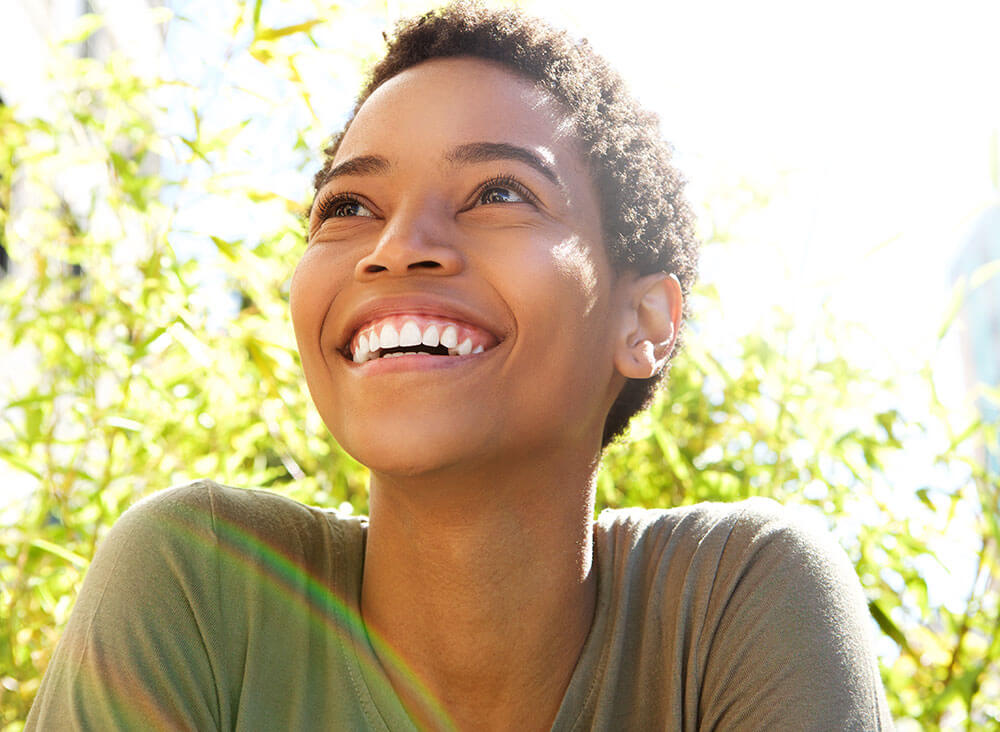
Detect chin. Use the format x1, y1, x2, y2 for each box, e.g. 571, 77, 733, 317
331, 412, 488, 479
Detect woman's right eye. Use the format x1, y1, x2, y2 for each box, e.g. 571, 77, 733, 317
315, 193, 376, 222
329, 198, 375, 218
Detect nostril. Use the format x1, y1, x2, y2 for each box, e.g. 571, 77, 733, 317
408, 261, 441, 270
364, 264, 389, 274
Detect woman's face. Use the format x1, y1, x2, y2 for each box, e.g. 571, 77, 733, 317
290, 57, 629, 476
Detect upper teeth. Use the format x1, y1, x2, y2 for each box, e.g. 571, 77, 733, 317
380, 323, 399, 349
349, 318, 491, 364
399, 321, 421, 347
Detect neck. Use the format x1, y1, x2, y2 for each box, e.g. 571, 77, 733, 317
360, 450, 600, 732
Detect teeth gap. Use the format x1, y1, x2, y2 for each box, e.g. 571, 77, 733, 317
378, 344, 449, 358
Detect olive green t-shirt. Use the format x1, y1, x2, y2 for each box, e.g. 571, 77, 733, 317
26, 481, 892, 730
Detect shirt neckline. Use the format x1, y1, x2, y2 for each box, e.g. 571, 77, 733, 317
338, 517, 614, 732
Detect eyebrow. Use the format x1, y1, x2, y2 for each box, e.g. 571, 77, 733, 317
311, 155, 391, 218
318, 142, 564, 192
323, 154, 391, 182
445, 142, 563, 189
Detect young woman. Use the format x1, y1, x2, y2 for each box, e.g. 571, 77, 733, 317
27, 4, 892, 730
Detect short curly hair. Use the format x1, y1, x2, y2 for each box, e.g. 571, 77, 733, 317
313, 1, 699, 446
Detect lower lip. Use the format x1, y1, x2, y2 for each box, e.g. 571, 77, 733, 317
346, 350, 490, 374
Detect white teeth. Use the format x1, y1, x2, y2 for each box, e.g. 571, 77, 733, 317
399, 321, 421, 347
421, 324, 440, 347
352, 318, 492, 364
380, 323, 399, 349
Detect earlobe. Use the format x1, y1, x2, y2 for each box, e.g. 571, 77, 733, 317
614, 272, 683, 379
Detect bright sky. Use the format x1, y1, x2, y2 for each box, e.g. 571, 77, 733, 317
555, 0, 1000, 366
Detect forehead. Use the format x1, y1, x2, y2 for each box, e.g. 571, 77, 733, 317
333, 57, 577, 170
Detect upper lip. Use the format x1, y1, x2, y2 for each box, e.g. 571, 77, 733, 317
328, 292, 506, 357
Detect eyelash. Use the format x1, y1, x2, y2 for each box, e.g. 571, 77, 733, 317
473, 175, 537, 206
313, 191, 368, 221
312, 174, 537, 223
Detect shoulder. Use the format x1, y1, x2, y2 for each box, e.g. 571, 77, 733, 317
97, 480, 367, 598
595, 499, 891, 730
117, 479, 366, 550
595, 497, 867, 638
121, 478, 347, 523
596, 496, 853, 584
597, 494, 812, 538
28, 482, 369, 730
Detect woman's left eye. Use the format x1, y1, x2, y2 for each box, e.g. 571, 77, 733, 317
478, 185, 526, 205
473, 177, 534, 207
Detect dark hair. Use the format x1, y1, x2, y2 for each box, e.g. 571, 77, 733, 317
314, 1, 699, 446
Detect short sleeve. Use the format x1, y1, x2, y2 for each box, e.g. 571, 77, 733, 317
698, 499, 893, 731
25, 482, 225, 731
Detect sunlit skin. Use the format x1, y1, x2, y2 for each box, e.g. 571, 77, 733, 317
290, 57, 682, 731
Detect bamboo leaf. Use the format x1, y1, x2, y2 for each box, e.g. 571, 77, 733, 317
869, 600, 914, 658
59, 13, 105, 45
969, 258, 1000, 290
29, 539, 89, 570
252, 0, 263, 33
937, 275, 967, 341
254, 19, 324, 42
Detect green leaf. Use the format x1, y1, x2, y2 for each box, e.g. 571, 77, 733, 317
969, 258, 1000, 290
29, 539, 89, 570
947, 417, 984, 452
252, 0, 263, 33
254, 19, 324, 42
24, 404, 44, 443
915, 488, 935, 511
59, 13, 105, 45
937, 275, 966, 341
179, 136, 209, 163
0, 449, 42, 480
868, 600, 913, 657
4, 392, 54, 410
105, 416, 143, 432
211, 236, 241, 261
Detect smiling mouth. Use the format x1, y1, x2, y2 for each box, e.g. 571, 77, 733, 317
345, 314, 499, 364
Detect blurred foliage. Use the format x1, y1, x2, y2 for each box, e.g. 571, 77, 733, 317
1, 2, 999, 730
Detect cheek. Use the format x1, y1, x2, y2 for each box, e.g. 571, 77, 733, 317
511, 233, 610, 336
289, 248, 335, 349
499, 234, 617, 376
549, 235, 604, 315
288, 259, 312, 341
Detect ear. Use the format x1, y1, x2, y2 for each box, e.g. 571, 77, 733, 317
613, 272, 683, 379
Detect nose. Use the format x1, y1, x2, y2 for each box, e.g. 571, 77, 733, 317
355, 203, 464, 281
